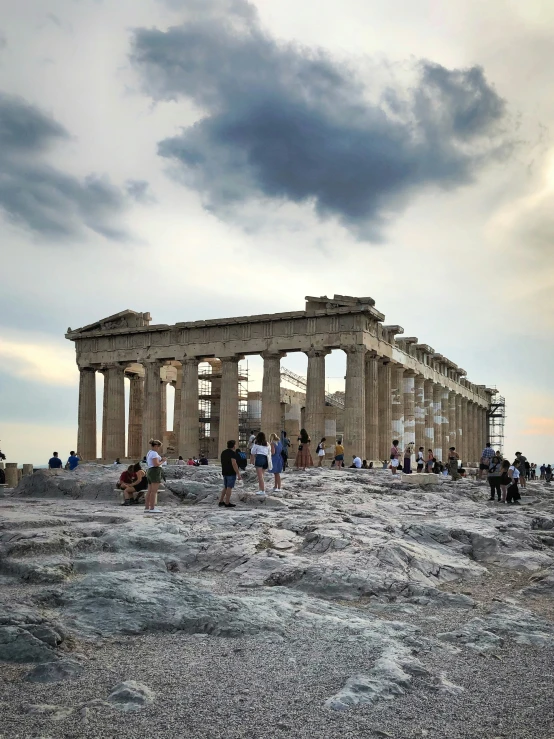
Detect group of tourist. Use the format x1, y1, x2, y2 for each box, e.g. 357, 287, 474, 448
48, 451, 80, 471
481, 446, 530, 504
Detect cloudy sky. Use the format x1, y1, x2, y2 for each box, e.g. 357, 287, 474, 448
1, 0, 553, 465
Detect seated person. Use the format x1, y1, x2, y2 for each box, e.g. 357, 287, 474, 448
361, 460, 369, 469
187, 458, 195, 466
349, 455, 362, 468
118, 463, 148, 505
199, 456, 209, 465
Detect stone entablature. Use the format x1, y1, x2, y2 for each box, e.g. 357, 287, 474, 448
66, 297, 495, 465
67, 302, 488, 407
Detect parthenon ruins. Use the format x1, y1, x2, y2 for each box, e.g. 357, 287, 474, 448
66, 295, 495, 465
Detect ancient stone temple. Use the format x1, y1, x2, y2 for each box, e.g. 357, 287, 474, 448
66, 295, 495, 465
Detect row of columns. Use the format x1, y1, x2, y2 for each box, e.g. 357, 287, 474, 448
77, 348, 489, 464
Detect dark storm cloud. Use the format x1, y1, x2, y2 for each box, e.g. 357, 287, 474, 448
0, 93, 147, 241
132, 0, 511, 238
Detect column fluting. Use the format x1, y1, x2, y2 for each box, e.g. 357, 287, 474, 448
77, 367, 97, 461
343, 345, 366, 461
448, 390, 457, 454
424, 379, 434, 457
142, 360, 164, 452
456, 394, 463, 463
304, 349, 329, 446
378, 360, 392, 460
433, 385, 443, 462
261, 352, 286, 437
414, 375, 425, 451
391, 366, 405, 449
365, 352, 379, 461
104, 364, 126, 461
403, 372, 416, 449
127, 373, 144, 460
179, 358, 200, 459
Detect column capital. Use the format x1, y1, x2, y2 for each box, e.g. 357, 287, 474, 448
142, 358, 165, 367
78, 365, 96, 373
179, 356, 201, 366
304, 348, 331, 358
342, 344, 366, 355
261, 350, 287, 360
219, 354, 244, 364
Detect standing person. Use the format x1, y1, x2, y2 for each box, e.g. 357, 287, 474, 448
250, 431, 271, 495
269, 433, 283, 492
315, 437, 326, 467
507, 460, 521, 504
540, 463, 546, 480
48, 452, 63, 469
403, 443, 413, 474
145, 439, 166, 514
499, 459, 511, 502
334, 438, 345, 469
416, 447, 425, 473
426, 449, 434, 473
448, 447, 461, 480
67, 451, 80, 471
280, 431, 291, 469
487, 456, 502, 501
545, 464, 553, 484
219, 440, 240, 508
295, 428, 313, 469
247, 431, 256, 455
177, 456, 186, 465
515, 452, 527, 489
390, 440, 401, 474
525, 460, 531, 481
479, 443, 495, 480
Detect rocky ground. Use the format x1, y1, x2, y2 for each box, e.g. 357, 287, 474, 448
1, 464, 554, 738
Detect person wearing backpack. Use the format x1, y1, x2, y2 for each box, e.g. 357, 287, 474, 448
316, 437, 326, 467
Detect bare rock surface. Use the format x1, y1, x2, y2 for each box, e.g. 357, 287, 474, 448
1, 465, 554, 737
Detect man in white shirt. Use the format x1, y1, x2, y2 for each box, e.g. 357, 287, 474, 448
350, 455, 362, 469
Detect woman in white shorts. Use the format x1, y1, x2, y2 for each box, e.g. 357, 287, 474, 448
316, 437, 326, 467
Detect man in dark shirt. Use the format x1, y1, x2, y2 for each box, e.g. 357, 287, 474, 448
48, 452, 63, 469
219, 440, 241, 508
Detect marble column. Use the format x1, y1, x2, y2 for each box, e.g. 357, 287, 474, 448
180, 358, 200, 458
415, 376, 425, 451
441, 388, 450, 456
343, 345, 366, 461
219, 356, 241, 454
448, 391, 457, 454
433, 385, 443, 461
160, 380, 168, 438
403, 372, 416, 448
142, 360, 164, 451
77, 367, 97, 461
103, 364, 126, 461
424, 379, 434, 456
365, 352, 379, 461
173, 365, 183, 450
261, 352, 286, 436
391, 366, 405, 449
456, 395, 463, 464
304, 349, 329, 446
100, 368, 108, 460
467, 402, 475, 466
461, 398, 469, 466
378, 360, 392, 459
127, 373, 144, 460
474, 404, 482, 464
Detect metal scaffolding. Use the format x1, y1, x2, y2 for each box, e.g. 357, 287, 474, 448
280, 367, 345, 409
487, 390, 506, 455
198, 359, 249, 455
